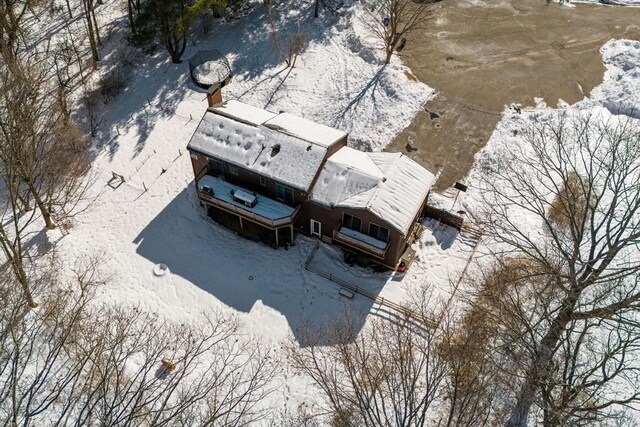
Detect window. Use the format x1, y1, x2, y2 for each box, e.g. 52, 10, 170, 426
229, 165, 239, 176
208, 159, 224, 176
368, 223, 389, 243
343, 213, 362, 233
275, 184, 294, 206
259, 176, 267, 187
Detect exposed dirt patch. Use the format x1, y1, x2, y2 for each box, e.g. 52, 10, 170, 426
386, 0, 640, 189
404, 70, 419, 81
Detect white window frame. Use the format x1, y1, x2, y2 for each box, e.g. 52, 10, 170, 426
229, 165, 239, 176
342, 213, 362, 233
310, 219, 321, 237
368, 222, 390, 243
259, 176, 267, 187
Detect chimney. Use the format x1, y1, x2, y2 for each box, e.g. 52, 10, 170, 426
206, 83, 223, 107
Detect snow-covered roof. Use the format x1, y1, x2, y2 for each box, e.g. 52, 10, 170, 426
187, 101, 338, 191
211, 100, 277, 126
310, 147, 435, 236
264, 113, 347, 147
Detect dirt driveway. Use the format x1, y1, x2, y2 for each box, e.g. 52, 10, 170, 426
386, 0, 640, 189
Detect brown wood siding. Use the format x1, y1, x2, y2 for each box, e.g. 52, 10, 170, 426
302, 202, 409, 268
189, 150, 208, 181
187, 149, 306, 205
325, 134, 348, 158
189, 133, 429, 270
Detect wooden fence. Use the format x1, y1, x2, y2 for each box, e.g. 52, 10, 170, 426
304, 242, 436, 328
423, 205, 464, 230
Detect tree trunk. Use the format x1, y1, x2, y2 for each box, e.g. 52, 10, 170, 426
17, 192, 31, 212
127, 0, 135, 32
0, 221, 37, 308
385, 47, 393, 64
314, 0, 320, 18
506, 292, 579, 427
2, 231, 38, 307
14, 260, 38, 308
84, 0, 99, 69
65, 0, 73, 18
166, 35, 186, 63
91, 2, 101, 46
69, 30, 86, 82
25, 180, 56, 229
0, 40, 17, 65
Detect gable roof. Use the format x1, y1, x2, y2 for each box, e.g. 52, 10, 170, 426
212, 100, 277, 126
310, 147, 436, 236
264, 113, 347, 148
187, 101, 346, 192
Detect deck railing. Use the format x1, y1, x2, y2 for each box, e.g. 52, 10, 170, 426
332, 223, 390, 259
198, 190, 299, 229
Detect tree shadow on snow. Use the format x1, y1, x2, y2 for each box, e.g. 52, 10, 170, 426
133, 184, 379, 346
213, 1, 337, 83
86, 52, 195, 161
332, 67, 385, 130
81, 0, 340, 163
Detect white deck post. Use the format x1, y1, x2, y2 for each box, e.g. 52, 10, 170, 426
290, 225, 294, 244
275, 228, 279, 247
239, 217, 244, 232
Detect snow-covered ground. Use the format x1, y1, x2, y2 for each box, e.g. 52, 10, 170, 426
196, 1, 432, 151
460, 38, 640, 216
16, 0, 640, 419
38, 0, 467, 419
457, 37, 640, 424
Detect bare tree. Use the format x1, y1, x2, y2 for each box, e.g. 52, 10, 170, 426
82, 0, 100, 69
475, 111, 640, 426
266, 3, 306, 68
0, 256, 277, 426
0, 188, 39, 307
438, 292, 506, 427
0, 60, 91, 307
50, 18, 87, 85
288, 292, 448, 427
0, 60, 91, 231
0, 65, 43, 307
0, 0, 45, 61
362, 0, 435, 64
127, 0, 143, 34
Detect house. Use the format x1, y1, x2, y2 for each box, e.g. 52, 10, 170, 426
303, 147, 435, 269
186, 87, 436, 270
